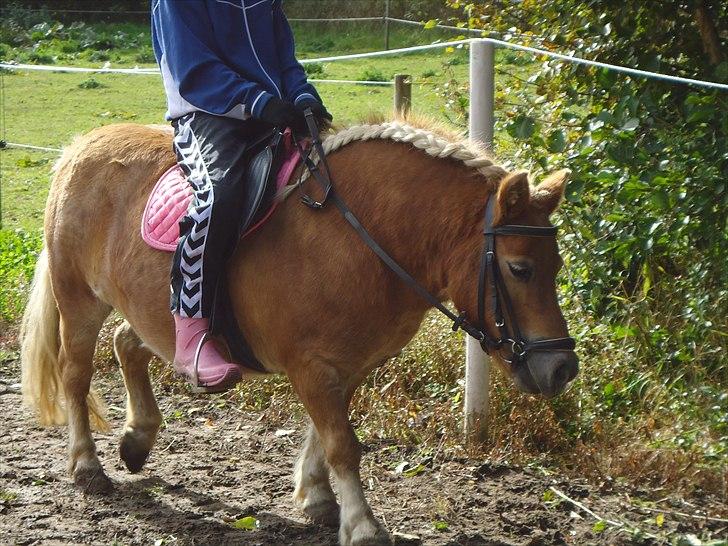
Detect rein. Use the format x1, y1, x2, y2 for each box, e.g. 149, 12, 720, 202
294, 110, 575, 367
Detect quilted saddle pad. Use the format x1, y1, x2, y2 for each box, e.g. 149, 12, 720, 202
141, 136, 302, 252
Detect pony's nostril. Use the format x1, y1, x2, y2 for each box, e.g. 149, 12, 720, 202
552, 357, 577, 389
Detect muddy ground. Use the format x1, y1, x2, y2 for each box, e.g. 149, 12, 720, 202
1, 354, 725, 546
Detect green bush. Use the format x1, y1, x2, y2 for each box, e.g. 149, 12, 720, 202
439, 0, 728, 474
77, 77, 105, 89
0, 229, 43, 324
359, 67, 388, 82
303, 62, 325, 77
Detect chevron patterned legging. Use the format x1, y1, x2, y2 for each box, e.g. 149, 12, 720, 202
170, 112, 264, 318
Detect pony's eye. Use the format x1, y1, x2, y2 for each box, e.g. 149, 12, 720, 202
508, 262, 532, 282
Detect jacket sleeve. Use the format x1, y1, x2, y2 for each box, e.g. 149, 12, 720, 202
271, 0, 322, 106
152, 0, 274, 118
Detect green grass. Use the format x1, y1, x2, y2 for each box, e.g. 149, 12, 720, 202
0, 20, 533, 232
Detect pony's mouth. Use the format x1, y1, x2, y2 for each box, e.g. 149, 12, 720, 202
512, 353, 579, 399
513, 366, 541, 395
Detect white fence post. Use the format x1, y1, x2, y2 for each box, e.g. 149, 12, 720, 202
464, 39, 495, 444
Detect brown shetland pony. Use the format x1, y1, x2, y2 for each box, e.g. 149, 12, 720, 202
21, 117, 576, 546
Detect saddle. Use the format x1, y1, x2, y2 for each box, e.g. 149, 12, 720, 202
142, 129, 300, 250
141, 128, 304, 373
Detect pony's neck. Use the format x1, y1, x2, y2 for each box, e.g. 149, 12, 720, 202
328, 139, 496, 308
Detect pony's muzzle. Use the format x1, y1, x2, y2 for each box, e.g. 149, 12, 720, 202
526, 351, 579, 399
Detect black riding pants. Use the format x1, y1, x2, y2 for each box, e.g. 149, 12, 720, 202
170, 112, 268, 318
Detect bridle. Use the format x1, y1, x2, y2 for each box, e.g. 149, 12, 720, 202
474, 196, 576, 365
295, 110, 576, 368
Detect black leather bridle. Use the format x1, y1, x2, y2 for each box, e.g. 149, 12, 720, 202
295, 111, 576, 368
474, 196, 576, 365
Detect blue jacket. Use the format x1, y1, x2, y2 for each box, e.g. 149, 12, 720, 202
151, 0, 321, 121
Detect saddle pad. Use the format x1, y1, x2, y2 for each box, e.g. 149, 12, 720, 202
141, 135, 302, 252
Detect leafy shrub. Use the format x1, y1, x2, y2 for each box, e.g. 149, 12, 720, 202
359, 67, 388, 82
88, 50, 110, 62
26, 50, 54, 64
78, 78, 105, 89
303, 62, 325, 77
0, 229, 42, 324
134, 46, 156, 64
438, 0, 728, 484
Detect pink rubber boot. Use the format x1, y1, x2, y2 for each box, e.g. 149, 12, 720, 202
173, 314, 242, 393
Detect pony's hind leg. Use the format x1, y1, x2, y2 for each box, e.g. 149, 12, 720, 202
55, 287, 112, 493
114, 321, 161, 473
294, 423, 339, 527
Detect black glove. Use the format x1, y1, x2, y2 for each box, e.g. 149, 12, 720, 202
259, 97, 307, 134
295, 98, 333, 131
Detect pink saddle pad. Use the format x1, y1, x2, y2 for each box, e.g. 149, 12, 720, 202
142, 131, 302, 252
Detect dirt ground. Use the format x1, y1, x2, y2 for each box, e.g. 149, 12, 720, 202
1, 354, 726, 546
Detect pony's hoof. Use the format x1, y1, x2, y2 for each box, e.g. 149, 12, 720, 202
351, 531, 392, 546
119, 432, 151, 473
73, 466, 113, 495
304, 499, 340, 527
342, 519, 392, 546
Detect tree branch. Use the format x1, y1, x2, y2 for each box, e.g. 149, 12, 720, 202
694, 1, 725, 65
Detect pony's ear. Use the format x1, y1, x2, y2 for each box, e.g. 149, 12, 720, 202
494, 171, 530, 224
532, 169, 570, 215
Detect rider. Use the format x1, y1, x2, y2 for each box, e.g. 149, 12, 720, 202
151, 0, 331, 392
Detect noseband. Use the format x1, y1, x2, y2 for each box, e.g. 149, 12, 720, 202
296, 110, 576, 367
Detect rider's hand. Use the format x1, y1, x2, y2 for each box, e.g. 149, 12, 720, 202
295, 98, 333, 131
259, 97, 307, 134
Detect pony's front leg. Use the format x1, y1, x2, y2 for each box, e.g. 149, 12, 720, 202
294, 423, 339, 526
114, 321, 161, 473
290, 365, 391, 546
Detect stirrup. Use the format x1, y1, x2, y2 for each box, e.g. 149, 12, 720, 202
187, 332, 236, 394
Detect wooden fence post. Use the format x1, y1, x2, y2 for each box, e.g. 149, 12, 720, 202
393, 74, 411, 115
384, 0, 391, 50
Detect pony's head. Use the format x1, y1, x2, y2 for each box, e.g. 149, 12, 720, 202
451, 169, 578, 399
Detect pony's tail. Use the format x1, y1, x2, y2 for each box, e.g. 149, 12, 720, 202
20, 248, 109, 431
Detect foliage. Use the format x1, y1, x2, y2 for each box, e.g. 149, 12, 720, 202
0, 229, 42, 324
302, 61, 325, 77
77, 77, 105, 89
434, 0, 728, 476
359, 67, 389, 82
0, 6, 153, 66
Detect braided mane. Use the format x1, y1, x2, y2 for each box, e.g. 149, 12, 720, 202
318, 118, 508, 182
276, 115, 510, 201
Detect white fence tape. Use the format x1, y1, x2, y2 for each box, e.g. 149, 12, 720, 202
3, 142, 62, 153
481, 37, 728, 91
288, 17, 384, 22
309, 79, 393, 86
3, 36, 727, 90
0, 64, 398, 87
0, 63, 158, 74
297, 39, 472, 63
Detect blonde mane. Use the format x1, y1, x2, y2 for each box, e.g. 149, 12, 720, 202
279, 115, 508, 200
321, 116, 507, 180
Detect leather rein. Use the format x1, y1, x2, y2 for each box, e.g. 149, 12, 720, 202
294, 110, 576, 367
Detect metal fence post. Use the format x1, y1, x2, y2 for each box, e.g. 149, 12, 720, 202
465, 39, 495, 445
393, 74, 411, 115
384, 0, 390, 50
